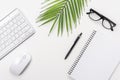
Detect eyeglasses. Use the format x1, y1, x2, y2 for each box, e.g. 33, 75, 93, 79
87, 9, 116, 31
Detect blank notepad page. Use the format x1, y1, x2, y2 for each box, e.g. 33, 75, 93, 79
68, 30, 120, 80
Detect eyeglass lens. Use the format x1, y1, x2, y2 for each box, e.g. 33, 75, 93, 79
88, 12, 101, 21
102, 19, 113, 30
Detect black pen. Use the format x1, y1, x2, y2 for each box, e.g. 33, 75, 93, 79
65, 33, 82, 60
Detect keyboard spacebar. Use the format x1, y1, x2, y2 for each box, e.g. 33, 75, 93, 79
0, 28, 35, 60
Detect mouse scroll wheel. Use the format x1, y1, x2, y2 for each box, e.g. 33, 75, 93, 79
22, 55, 27, 59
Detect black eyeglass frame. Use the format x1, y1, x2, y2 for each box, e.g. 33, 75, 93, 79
87, 8, 116, 31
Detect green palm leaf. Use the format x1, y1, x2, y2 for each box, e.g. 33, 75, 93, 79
37, 0, 88, 36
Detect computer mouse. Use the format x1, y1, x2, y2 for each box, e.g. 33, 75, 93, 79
10, 53, 32, 76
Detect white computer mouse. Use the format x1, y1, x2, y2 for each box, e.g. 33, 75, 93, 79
10, 53, 32, 76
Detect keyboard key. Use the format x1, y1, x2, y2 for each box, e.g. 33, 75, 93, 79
9, 22, 13, 26
12, 19, 17, 23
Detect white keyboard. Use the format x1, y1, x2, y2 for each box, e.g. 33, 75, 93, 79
0, 9, 35, 60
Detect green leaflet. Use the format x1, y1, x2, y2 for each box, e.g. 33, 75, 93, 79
37, 0, 88, 36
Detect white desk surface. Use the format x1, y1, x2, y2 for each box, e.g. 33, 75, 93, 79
0, 0, 120, 80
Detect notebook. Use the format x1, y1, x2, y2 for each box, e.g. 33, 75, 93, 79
68, 30, 120, 80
